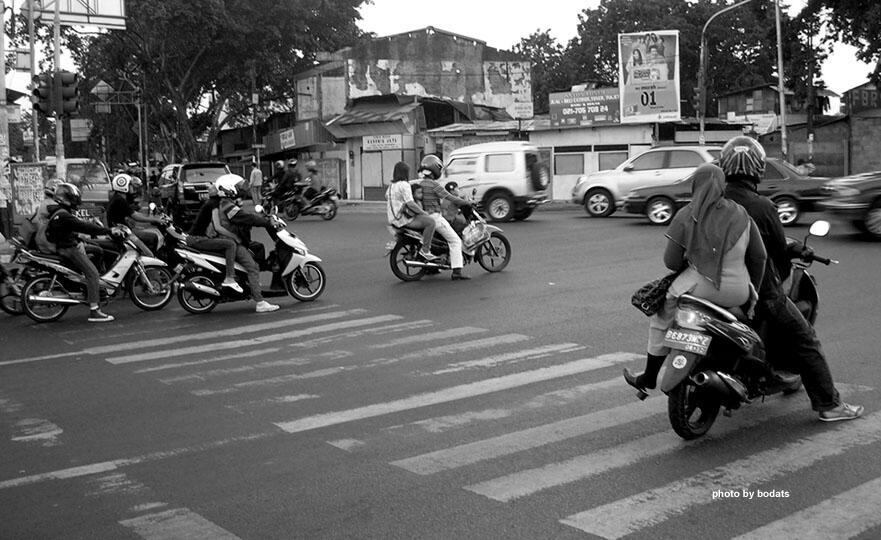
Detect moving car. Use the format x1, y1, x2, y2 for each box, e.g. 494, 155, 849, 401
621, 157, 829, 226
819, 171, 881, 240
571, 145, 721, 217
157, 162, 230, 225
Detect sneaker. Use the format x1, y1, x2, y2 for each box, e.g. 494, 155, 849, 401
88, 309, 115, 323
419, 251, 439, 261
819, 402, 864, 422
451, 271, 471, 281
255, 300, 280, 313
221, 278, 244, 294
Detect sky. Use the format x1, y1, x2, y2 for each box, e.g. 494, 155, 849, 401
356, 0, 872, 97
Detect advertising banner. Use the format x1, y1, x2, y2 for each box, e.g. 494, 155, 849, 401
549, 88, 620, 127
618, 30, 681, 123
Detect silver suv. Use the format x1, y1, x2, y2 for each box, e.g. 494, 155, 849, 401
443, 141, 549, 221
571, 145, 721, 217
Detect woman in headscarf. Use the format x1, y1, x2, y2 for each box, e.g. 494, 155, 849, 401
624, 163, 767, 393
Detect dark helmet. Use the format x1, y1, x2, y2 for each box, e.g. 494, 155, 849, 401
720, 136, 766, 180
444, 181, 458, 192
53, 182, 82, 209
305, 160, 318, 172
419, 154, 443, 180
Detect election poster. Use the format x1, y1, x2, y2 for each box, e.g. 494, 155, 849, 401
618, 30, 681, 123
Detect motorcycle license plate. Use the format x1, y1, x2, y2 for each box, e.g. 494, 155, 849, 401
664, 329, 711, 355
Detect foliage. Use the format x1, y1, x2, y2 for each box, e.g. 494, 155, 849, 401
811, 0, 881, 85
513, 31, 566, 114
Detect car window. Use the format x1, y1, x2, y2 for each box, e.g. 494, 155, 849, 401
64, 162, 110, 191
180, 166, 228, 184
445, 157, 477, 177
485, 153, 515, 173
667, 150, 705, 168
630, 151, 666, 171
708, 149, 721, 160
554, 154, 584, 175
764, 162, 784, 180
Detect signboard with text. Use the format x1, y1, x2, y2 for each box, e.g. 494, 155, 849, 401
363, 134, 402, 151
280, 129, 296, 149
618, 30, 681, 123
549, 88, 620, 127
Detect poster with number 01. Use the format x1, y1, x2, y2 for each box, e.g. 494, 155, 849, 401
618, 30, 681, 123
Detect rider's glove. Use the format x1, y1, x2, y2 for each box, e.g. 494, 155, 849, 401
800, 246, 815, 261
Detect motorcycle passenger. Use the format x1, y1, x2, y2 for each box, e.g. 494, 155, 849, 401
440, 181, 477, 235
271, 159, 303, 211
213, 174, 280, 313
624, 163, 767, 393
386, 161, 437, 261
107, 173, 163, 257
33, 178, 63, 253
187, 185, 243, 293
46, 183, 120, 323
417, 155, 474, 280
721, 136, 863, 422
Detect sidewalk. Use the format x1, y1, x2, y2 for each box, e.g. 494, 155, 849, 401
337, 199, 575, 213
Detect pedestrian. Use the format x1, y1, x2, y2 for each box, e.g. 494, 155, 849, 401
249, 158, 264, 206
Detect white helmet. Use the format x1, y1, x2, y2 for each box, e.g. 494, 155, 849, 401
215, 173, 246, 198
111, 173, 141, 193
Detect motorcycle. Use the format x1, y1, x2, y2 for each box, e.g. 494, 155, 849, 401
274, 183, 339, 221
173, 207, 326, 314
17, 226, 175, 323
1, 235, 40, 315
388, 211, 511, 281
644, 220, 835, 440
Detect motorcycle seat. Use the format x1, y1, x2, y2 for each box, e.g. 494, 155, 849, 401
678, 294, 749, 323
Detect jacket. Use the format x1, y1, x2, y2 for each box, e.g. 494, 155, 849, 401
213, 199, 271, 245
46, 208, 111, 249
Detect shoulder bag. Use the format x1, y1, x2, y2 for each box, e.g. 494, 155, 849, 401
631, 270, 681, 316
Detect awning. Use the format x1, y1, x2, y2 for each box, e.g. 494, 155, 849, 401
325, 101, 420, 139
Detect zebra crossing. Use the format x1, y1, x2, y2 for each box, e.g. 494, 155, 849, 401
3, 304, 880, 539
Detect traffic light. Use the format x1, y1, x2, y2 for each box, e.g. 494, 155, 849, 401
57, 70, 80, 116
30, 72, 54, 116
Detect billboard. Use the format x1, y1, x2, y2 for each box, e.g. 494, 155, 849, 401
618, 30, 681, 123
549, 88, 620, 128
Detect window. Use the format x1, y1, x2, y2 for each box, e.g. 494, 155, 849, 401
445, 157, 477, 177
764, 163, 784, 180
598, 152, 628, 171
554, 154, 584, 175
181, 166, 229, 184
485, 153, 515, 173
630, 151, 666, 171
708, 149, 721, 160
667, 150, 705, 168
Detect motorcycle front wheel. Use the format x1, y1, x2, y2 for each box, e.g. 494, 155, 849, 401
129, 266, 175, 311
321, 201, 338, 221
283, 201, 301, 221
390, 241, 426, 282
177, 274, 218, 314
285, 262, 326, 301
476, 232, 511, 272
21, 275, 70, 323
668, 381, 720, 440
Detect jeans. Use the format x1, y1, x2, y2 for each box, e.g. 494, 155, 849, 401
250, 186, 262, 205
759, 288, 840, 411
58, 243, 101, 306
234, 244, 263, 301
429, 213, 463, 269
405, 214, 436, 252
186, 236, 237, 278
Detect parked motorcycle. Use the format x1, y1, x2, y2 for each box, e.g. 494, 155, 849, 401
646, 220, 835, 440
0, 235, 40, 315
174, 207, 326, 314
275, 185, 339, 221
18, 226, 175, 322
388, 213, 511, 281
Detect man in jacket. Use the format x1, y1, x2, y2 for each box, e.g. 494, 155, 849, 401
417, 155, 473, 281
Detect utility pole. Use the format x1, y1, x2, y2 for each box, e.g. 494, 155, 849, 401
775, 0, 788, 162
29, 0, 38, 160
1, 0, 9, 234
53, 0, 65, 176
806, 17, 815, 162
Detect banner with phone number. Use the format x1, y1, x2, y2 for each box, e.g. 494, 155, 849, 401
618, 30, 681, 124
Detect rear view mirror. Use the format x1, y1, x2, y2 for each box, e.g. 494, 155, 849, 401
148, 202, 157, 212
809, 220, 830, 238
623, 165, 634, 172
254, 204, 264, 214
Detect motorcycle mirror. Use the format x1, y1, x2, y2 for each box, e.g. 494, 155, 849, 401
254, 204, 264, 214
808, 220, 830, 238
148, 202, 157, 212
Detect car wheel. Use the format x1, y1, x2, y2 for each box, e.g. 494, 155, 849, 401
775, 196, 799, 226
513, 207, 534, 221
485, 192, 515, 222
646, 197, 675, 226
864, 199, 881, 240
584, 188, 614, 217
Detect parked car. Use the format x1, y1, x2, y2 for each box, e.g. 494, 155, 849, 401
819, 171, 881, 240
442, 141, 549, 222
571, 145, 722, 217
157, 162, 230, 225
621, 158, 830, 226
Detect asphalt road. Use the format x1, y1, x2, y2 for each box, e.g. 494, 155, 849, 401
1, 206, 880, 539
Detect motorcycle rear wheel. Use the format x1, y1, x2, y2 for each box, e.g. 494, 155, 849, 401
177, 274, 218, 314
668, 381, 720, 440
476, 232, 511, 272
390, 241, 426, 282
21, 275, 70, 323
129, 266, 175, 311
1, 268, 24, 315
321, 201, 338, 221
285, 262, 326, 301
283, 201, 301, 221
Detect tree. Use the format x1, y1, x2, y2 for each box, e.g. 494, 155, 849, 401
810, 0, 881, 84
513, 30, 567, 114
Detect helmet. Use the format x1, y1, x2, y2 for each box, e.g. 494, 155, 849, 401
444, 181, 458, 192
274, 160, 285, 170
720, 136, 766, 180
53, 183, 82, 209
287, 158, 298, 167
43, 178, 63, 197
215, 173, 246, 198
111, 173, 142, 194
305, 160, 318, 172
419, 154, 443, 180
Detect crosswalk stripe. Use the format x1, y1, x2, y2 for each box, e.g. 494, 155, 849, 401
465, 383, 868, 501
105, 315, 403, 364
275, 352, 641, 435
560, 410, 881, 539
293, 320, 435, 348
134, 348, 281, 374
732, 476, 881, 540
369, 327, 488, 349
431, 343, 584, 374
119, 507, 240, 539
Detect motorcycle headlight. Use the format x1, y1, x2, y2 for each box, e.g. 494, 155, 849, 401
675, 308, 711, 330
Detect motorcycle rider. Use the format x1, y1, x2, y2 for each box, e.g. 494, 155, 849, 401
720, 136, 863, 422
45, 183, 122, 323
417, 155, 473, 281
33, 178, 63, 253
106, 173, 163, 257
213, 174, 280, 313
301, 160, 323, 208
186, 185, 243, 293
271, 159, 303, 211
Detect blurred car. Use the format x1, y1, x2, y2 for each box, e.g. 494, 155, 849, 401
157, 162, 230, 225
571, 145, 721, 217
819, 171, 881, 240
621, 157, 830, 226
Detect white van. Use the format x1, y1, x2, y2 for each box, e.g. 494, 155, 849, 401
442, 141, 549, 221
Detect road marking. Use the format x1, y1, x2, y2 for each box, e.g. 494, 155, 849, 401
134, 348, 281, 374
431, 343, 584, 374
368, 327, 488, 349
119, 507, 240, 539
226, 394, 321, 413
560, 410, 881, 539
11, 418, 63, 446
732, 476, 881, 540
275, 352, 641, 434
105, 315, 403, 364
292, 320, 435, 349
465, 383, 869, 501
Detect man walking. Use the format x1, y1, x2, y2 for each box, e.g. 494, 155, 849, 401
249, 158, 263, 206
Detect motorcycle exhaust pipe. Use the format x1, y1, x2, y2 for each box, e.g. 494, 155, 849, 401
692, 371, 750, 407
403, 260, 449, 269
27, 295, 82, 305
184, 282, 221, 297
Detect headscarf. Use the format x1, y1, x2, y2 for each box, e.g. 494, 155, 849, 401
666, 163, 749, 288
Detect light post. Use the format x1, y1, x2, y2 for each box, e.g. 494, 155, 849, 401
774, 0, 788, 161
